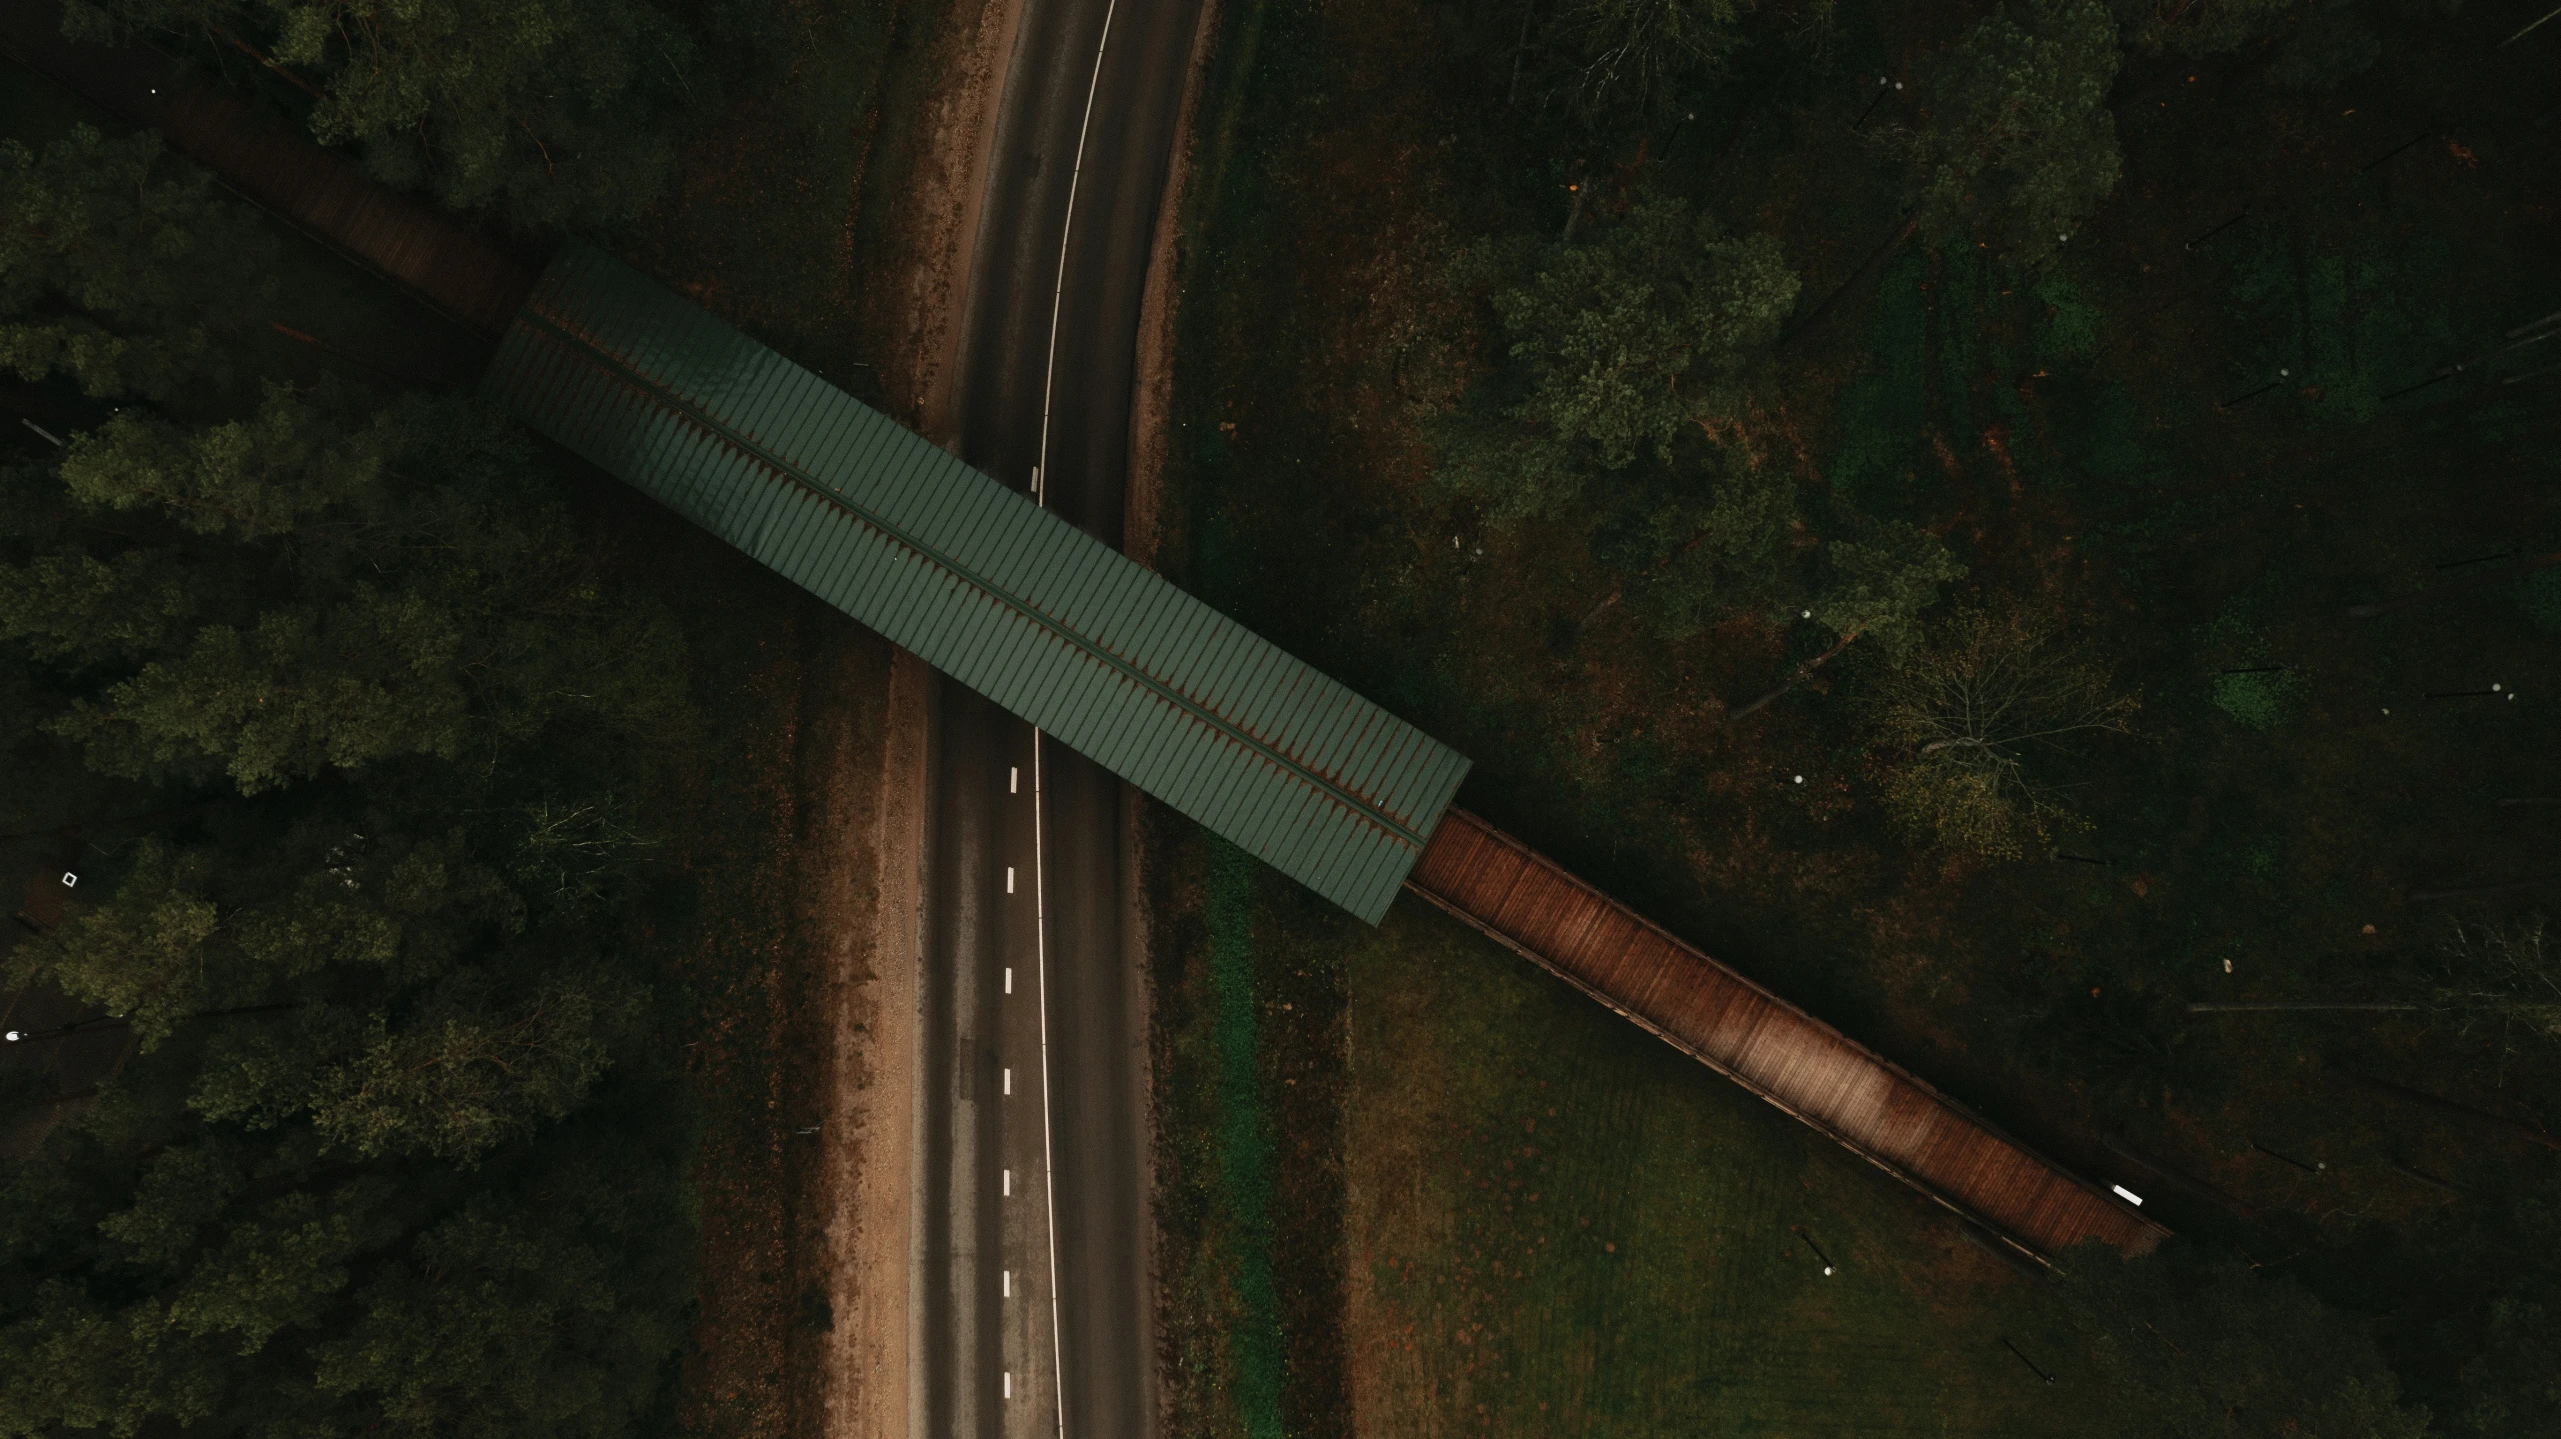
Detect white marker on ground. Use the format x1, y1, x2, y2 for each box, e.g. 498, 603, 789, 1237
1003, 1270, 1012, 1298
1003, 1168, 1012, 1196
1010, 766, 1019, 793
1003, 1067, 1012, 1096
1006, 866, 1015, 894
1005, 966, 1014, 995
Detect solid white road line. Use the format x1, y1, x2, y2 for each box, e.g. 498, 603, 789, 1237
1007, 866, 1016, 894
1004, 1067, 1013, 1096
1006, 966, 1014, 994
1004, 1168, 1012, 1196
1031, 4, 1122, 1432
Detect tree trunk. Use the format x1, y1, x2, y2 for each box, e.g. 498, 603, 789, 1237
2187, 1002, 2419, 1012
2327, 1066, 2561, 1152
1776, 214, 1918, 356
2344, 549, 2561, 619
1728, 628, 1861, 722
1507, 0, 1539, 107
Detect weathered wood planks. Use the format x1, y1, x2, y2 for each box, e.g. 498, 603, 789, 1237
1406, 808, 2166, 1263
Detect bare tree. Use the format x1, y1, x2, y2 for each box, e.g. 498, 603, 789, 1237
2433, 915, 2561, 1072
1866, 606, 2138, 858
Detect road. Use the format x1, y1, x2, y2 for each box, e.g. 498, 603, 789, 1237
914, 0, 1206, 1431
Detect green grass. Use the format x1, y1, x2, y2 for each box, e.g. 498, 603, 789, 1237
1343, 902, 2099, 1436
1207, 843, 1287, 1438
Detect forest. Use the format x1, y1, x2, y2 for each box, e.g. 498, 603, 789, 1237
2, 0, 2557, 1434
1152, 0, 2561, 1432
0, 0, 862, 1430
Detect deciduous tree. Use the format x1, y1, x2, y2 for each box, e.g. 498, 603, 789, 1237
1539, 0, 1768, 118
1864, 605, 2137, 858
1438, 196, 1797, 518
1587, 446, 1798, 639
1728, 519, 1965, 719
1910, 0, 2124, 267
0, 126, 275, 400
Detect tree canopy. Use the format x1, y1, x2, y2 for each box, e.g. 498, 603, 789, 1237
1864, 605, 2137, 858
1911, 0, 2124, 267
63, 0, 731, 225
0, 125, 275, 401
1587, 447, 1799, 640
1538, 0, 1767, 118
1439, 195, 1797, 519
0, 126, 698, 1439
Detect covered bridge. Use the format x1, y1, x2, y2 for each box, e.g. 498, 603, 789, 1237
0, 9, 2161, 1262
485, 242, 1469, 923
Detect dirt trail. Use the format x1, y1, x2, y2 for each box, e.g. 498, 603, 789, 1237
815, 649, 931, 1439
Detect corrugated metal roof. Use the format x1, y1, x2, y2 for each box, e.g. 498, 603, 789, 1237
483, 240, 1469, 923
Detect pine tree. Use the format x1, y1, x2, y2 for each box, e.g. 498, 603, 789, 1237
63, 0, 730, 226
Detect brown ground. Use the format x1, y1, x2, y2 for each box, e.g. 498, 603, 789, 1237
1123, 0, 1221, 571
819, 650, 932, 1439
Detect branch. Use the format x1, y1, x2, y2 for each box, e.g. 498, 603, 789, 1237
205, 23, 326, 100
1729, 627, 1862, 722
2345, 549, 2561, 619
1776, 214, 1919, 356
2326, 1066, 2561, 1152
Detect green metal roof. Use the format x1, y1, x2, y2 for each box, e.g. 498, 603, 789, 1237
483, 240, 1469, 923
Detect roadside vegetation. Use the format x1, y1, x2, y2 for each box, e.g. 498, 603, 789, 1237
1158, 0, 2561, 1431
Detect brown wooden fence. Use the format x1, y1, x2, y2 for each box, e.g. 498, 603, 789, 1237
0, 1, 538, 338
1407, 808, 2167, 1263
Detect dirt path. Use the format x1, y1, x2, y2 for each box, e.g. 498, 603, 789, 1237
1124, 0, 1222, 571
816, 649, 931, 1439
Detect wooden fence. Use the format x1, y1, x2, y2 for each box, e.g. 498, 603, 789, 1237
1407, 808, 2167, 1263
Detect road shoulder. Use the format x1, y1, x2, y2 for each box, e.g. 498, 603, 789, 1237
885, 0, 1037, 443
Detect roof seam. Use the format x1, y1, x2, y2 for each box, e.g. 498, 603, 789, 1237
508, 299, 1438, 853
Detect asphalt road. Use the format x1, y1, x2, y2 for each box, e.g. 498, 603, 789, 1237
916, 0, 1205, 1431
